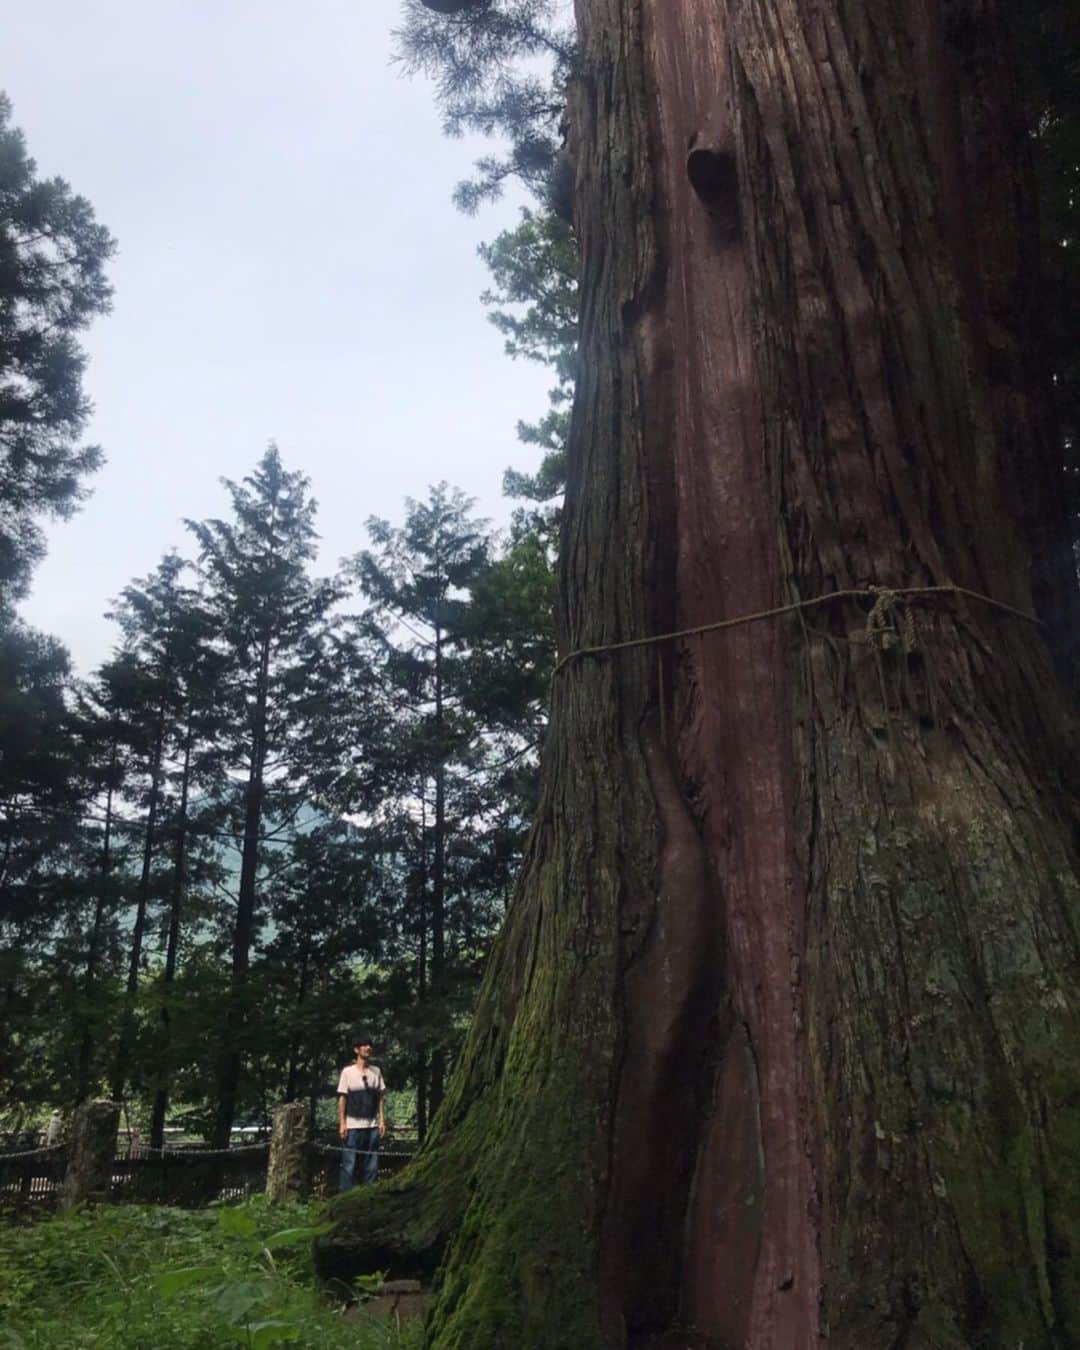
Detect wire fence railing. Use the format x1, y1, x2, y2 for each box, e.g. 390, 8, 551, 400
0, 1131, 418, 1217
308, 1135, 417, 1197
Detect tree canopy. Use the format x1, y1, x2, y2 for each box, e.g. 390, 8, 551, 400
0, 93, 114, 603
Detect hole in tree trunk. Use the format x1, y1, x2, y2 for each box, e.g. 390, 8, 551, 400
687, 148, 740, 239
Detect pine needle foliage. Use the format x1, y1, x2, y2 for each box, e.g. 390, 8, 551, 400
393, 0, 575, 211
0, 92, 115, 601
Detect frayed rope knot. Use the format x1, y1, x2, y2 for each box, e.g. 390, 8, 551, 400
862, 586, 918, 654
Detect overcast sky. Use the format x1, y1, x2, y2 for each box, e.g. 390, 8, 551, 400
6, 1, 554, 674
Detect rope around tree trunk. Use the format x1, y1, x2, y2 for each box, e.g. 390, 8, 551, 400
551, 583, 1041, 677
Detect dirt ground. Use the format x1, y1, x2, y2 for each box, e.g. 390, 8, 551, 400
345, 1280, 432, 1323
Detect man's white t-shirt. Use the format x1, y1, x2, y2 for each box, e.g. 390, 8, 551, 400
336, 1063, 385, 1128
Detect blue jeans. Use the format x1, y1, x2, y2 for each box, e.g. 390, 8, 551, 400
339, 1127, 379, 1191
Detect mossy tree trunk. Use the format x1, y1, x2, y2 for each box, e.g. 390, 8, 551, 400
322, 2, 1080, 1346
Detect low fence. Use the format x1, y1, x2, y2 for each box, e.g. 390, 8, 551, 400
0, 1141, 270, 1215
111, 1142, 272, 1207
0, 1107, 417, 1219
308, 1136, 416, 1197
0, 1144, 66, 1214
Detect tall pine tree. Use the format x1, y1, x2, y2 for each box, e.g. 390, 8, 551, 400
187, 445, 348, 1147
352, 484, 550, 1128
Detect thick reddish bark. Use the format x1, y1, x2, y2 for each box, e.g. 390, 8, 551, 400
322, 3, 1080, 1346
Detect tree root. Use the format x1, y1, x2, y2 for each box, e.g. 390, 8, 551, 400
314, 1146, 470, 1288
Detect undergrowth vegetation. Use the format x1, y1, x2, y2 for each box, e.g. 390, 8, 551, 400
0, 1200, 423, 1349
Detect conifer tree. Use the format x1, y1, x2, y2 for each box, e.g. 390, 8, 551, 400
187, 444, 348, 1146
256, 822, 391, 1124
68, 664, 141, 1103
352, 484, 550, 1126
354, 485, 492, 1121
144, 591, 228, 1147
0, 619, 86, 1116
0, 92, 115, 599
102, 554, 215, 1105
480, 206, 577, 540
396, 0, 575, 213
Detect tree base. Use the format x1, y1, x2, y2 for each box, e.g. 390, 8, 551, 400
315, 1179, 451, 1289
314, 1134, 476, 1291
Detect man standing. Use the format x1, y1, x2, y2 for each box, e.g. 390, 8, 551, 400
336, 1035, 385, 1191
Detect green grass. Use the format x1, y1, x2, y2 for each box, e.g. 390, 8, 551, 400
0, 1199, 424, 1349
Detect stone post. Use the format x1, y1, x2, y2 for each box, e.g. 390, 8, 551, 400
265, 1101, 310, 1202
60, 1100, 119, 1209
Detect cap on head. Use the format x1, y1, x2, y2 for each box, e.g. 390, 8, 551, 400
353, 1034, 372, 1049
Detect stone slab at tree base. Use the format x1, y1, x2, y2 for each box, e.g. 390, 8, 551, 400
348, 1282, 431, 1324
59, 1101, 119, 1209
265, 1101, 309, 1202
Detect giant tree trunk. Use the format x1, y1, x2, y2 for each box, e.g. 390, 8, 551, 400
322, 2, 1080, 1346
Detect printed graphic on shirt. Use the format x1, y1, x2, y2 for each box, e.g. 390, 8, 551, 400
336, 1064, 385, 1127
